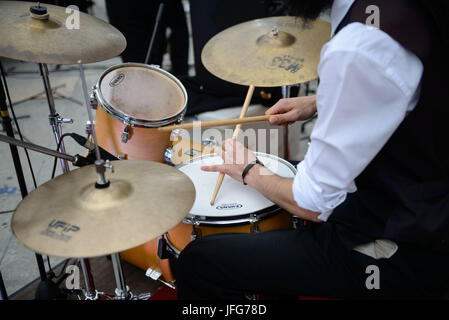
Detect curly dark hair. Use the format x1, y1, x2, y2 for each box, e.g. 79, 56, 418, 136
284, 0, 333, 21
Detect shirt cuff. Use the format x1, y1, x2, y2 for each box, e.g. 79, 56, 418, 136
292, 161, 347, 221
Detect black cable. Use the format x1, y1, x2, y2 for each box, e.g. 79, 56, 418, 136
0, 61, 38, 189
0, 210, 14, 215
50, 133, 72, 179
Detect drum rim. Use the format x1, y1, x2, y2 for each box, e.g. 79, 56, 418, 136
176, 152, 297, 225
94, 63, 188, 128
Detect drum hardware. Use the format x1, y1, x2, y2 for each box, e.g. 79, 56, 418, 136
164, 147, 175, 166
117, 153, 128, 160
202, 138, 219, 148
250, 214, 260, 233
8, 62, 195, 300
292, 216, 300, 229
145, 267, 176, 290
111, 253, 132, 300
39, 63, 72, 172
191, 224, 202, 241
85, 120, 95, 136
121, 123, 131, 144
0, 0, 128, 300
89, 90, 98, 110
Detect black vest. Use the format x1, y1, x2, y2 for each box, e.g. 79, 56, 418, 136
328, 0, 449, 252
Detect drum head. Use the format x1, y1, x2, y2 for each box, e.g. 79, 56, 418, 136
177, 153, 296, 219
98, 64, 186, 122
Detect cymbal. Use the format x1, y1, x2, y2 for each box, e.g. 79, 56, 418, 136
0, 1, 126, 65
11, 161, 195, 258
201, 16, 331, 87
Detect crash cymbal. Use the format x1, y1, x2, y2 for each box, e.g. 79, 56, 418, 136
201, 16, 331, 87
0, 1, 126, 65
11, 160, 195, 258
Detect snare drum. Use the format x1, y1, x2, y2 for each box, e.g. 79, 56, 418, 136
157, 152, 297, 283
93, 63, 187, 161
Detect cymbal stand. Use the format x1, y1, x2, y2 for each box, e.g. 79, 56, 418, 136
111, 253, 132, 299
38, 62, 97, 299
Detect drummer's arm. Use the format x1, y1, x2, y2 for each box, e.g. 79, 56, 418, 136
243, 165, 322, 223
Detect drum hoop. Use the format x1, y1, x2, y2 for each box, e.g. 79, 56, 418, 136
94, 63, 188, 128
177, 152, 297, 225
183, 206, 283, 226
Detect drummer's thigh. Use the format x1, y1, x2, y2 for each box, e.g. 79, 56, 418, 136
177, 223, 359, 297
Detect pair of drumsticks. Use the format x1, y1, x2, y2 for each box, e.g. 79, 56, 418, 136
159, 85, 260, 205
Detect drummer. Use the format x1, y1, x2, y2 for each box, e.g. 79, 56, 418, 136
176, 0, 449, 299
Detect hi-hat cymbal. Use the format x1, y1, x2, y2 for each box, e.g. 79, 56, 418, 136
11, 161, 195, 258
201, 16, 331, 87
0, 1, 126, 65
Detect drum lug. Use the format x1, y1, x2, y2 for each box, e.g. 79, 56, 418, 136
250, 223, 260, 233
202, 138, 219, 148
191, 224, 202, 241
117, 153, 128, 160
170, 129, 181, 141
292, 216, 300, 229
121, 124, 131, 144
89, 88, 98, 110
164, 147, 174, 166
292, 216, 306, 229
250, 214, 260, 233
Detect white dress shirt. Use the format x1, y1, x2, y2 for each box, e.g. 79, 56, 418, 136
292, 0, 424, 222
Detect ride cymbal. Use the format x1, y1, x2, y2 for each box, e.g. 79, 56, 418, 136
11, 160, 195, 258
0, 1, 126, 65
201, 16, 331, 87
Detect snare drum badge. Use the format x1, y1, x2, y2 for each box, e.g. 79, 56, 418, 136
216, 203, 243, 210
109, 73, 125, 87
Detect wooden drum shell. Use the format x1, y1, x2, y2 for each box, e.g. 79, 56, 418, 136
94, 106, 171, 162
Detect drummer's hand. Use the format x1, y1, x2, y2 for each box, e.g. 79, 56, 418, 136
201, 139, 257, 182
266, 95, 317, 126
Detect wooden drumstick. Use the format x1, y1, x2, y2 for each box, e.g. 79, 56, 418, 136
210, 84, 255, 205
157, 115, 271, 132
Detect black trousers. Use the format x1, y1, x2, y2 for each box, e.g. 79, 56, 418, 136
176, 222, 449, 299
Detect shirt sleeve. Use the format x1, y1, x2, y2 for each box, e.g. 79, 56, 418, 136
292, 24, 423, 221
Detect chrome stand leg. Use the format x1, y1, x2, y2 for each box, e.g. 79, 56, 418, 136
79, 258, 97, 299
39, 63, 96, 299
111, 253, 132, 300
39, 63, 71, 171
